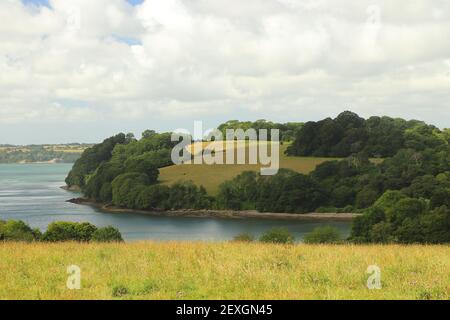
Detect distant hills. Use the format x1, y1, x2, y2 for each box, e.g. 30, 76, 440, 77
0, 144, 93, 164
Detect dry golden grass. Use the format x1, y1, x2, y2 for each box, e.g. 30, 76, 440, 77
0, 242, 448, 300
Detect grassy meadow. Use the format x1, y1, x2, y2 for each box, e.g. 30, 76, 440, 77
159, 143, 340, 194
0, 242, 448, 300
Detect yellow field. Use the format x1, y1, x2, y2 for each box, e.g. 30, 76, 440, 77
0, 242, 448, 300
159, 143, 340, 194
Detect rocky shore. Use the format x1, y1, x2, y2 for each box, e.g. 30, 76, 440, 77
67, 197, 359, 221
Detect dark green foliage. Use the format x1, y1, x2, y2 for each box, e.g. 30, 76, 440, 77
217, 171, 258, 210
310, 154, 381, 209
42, 222, 98, 242
91, 226, 124, 242
0, 220, 127, 243
303, 226, 342, 244
308, 143, 450, 213
350, 207, 386, 243
218, 169, 326, 213
0, 220, 41, 242
133, 182, 212, 211
135, 184, 171, 210
217, 120, 303, 142
430, 189, 450, 209
124, 153, 165, 182
111, 172, 150, 208
420, 206, 450, 244
259, 228, 294, 244
369, 222, 395, 243
351, 190, 450, 244
256, 170, 326, 213
287, 111, 447, 158
66, 133, 126, 187
74, 132, 176, 203
355, 187, 380, 209
83, 160, 125, 201
166, 182, 213, 210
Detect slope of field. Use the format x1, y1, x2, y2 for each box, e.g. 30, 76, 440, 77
159, 143, 340, 194
0, 242, 448, 300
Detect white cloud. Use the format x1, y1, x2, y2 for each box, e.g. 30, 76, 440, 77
0, 0, 449, 143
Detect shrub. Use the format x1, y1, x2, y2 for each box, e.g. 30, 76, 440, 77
75, 222, 98, 242
91, 226, 124, 242
303, 226, 342, 244
42, 222, 97, 242
0, 220, 40, 242
259, 228, 294, 244
233, 232, 254, 242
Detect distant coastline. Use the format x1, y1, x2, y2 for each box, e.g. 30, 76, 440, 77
67, 197, 359, 221
17, 159, 66, 164
0, 160, 74, 164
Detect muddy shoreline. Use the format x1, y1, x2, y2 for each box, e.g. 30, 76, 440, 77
67, 197, 359, 221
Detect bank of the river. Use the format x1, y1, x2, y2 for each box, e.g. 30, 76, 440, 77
68, 197, 359, 221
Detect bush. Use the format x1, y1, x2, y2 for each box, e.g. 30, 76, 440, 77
0, 220, 124, 243
303, 226, 342, 244
259, 228, 294, 244
91, 226, 124, 242
42, 222, 97, 242
233, 232, 254, 242
0, 220, 41, 242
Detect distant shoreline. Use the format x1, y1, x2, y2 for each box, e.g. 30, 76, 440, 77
0, 160, 74, 164
67, 197, 359, 221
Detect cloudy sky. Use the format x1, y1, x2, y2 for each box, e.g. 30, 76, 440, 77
1, 0, 449, 144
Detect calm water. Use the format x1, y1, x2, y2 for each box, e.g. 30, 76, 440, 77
0, 164, 351, 241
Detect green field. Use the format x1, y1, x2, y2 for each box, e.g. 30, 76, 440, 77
0, 242, 448, 300
159, 143, 340, 194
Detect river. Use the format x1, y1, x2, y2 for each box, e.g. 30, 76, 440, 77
0, 164, 351, 241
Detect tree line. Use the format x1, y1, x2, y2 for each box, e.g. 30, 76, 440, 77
286, 111, 449, 157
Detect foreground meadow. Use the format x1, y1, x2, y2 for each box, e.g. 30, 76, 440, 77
0, 242, 448, 300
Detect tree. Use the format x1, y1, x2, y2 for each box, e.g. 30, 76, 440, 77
142, 130, 156, 139
42, 222, 97, 242
0, 220, 41, 242
65, 133, 126, 187
111, 172, 149, 208
369, 222, 394, 243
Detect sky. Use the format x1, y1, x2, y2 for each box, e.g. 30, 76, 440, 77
1, 0, 449, 144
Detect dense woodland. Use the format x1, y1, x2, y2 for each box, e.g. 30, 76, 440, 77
287, 111, 449, 157
66, 112, 450, 244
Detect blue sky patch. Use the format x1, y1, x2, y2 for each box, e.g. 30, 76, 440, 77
22, 0, 51, 8
22, 0, 144, 8
112, 35, 142, 46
